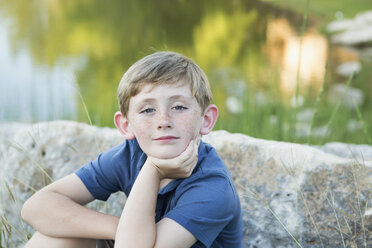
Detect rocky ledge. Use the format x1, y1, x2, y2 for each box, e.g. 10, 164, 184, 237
0, 121, 371, 247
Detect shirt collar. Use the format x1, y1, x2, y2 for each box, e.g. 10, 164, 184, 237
133, 139, 207, 194
158, 141, 207, 195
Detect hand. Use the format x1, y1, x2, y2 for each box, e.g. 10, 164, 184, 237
146, 137, 200, 180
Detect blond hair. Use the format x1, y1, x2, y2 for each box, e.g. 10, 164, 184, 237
117, 51, 212, 117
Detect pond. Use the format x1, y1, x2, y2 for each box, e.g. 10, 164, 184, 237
0, 0, 371, 144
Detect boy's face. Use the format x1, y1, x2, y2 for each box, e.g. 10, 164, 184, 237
126, 82, 204, 159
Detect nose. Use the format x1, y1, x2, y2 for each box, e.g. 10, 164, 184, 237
157, 110, 173, 130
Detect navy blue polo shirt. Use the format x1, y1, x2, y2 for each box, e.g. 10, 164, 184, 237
76, 139, 242, 247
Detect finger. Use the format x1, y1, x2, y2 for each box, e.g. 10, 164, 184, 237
180, 140, 199, 170
172, 136, 199, 164
175, 139, 196, 164
183, 139, 199, 163
147, 158, 167, 179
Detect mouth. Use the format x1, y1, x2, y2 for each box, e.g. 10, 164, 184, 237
154, 136, 180, 142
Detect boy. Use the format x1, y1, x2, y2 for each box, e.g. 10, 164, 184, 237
21, 51, 243, 247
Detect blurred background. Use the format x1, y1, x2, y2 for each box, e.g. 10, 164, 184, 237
0, 0, 371, 145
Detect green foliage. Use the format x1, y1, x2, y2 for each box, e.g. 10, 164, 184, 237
270, 0, 372, 20
1, 0, 371, 144
1, 2, 371, 247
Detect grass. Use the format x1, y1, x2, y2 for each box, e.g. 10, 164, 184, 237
238, 147, 371, 247
1, 1, 372, 247
212, 40, 372, 145
320, 72, 355, 145
1, 78, 372, 247
280, 155, 325, 247
326, 189, 347, 248
354, 101, 372, 145
307, 62, 327, 144
0, 81, 115, 247
214, 70, 372, 145
215, 1, 372, 244
243, 184, 304, 248
210, 5, 372, 145
269, 0, 372, 20
292, 0, 310, 143
1, 182, 31, 247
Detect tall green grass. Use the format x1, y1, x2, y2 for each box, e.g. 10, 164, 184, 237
214, 58, 371, 145
292, 0, 310, 143
214, 74, 372, 146
270, 0, 372, 20
212, 0, 372, 146
0, 84, 103, 248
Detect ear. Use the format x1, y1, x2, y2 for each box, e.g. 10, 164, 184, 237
200, 104, 219, 135
114, 111, 135, 140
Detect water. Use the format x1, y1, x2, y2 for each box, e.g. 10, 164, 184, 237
0, 16, 78, 122
0, 0, 370, 143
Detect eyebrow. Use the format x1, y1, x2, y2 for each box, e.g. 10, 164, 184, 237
168, 95, 192, 100
137, 98, 156, 104
137, 95, 192, 103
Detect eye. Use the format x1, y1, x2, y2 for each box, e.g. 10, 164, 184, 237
140, 108, 155, 114
172, 105, 188, 111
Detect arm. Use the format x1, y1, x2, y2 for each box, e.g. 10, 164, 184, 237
21, 173, 119, 240
114, 138, 199, 248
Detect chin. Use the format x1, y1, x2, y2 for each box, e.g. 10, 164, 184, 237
149, 148, 183, 159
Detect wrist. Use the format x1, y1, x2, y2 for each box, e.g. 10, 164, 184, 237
144, 159, 164, 180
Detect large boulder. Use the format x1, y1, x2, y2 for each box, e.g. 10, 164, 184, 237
0, 121, 125, 246
203, 132, 372, 247
1, 121, 371, 247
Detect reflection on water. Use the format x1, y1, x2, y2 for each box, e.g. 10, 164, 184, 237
0, 0, 370, 143
265, 18, 328, 94
0, 19, 77, 122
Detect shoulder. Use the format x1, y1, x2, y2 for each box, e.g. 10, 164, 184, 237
97, 138, 144, 165
75, 138, 145, 200
179, 171, 238, 205
103, 138, 142, 158
195, 141, 232, 182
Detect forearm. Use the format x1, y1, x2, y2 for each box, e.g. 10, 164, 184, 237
115, 160, 160, 248
22, 191, 119, 240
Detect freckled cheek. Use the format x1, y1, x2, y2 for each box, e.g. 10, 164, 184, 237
131, 118, 153, 137
175, 114, 201, 137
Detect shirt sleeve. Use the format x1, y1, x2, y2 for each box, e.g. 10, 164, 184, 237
75, 141, 137, 201
165, 173, 237, 247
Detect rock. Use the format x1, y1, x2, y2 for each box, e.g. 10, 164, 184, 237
204, 131, 372, 247
0, 122, 29, 157
318, 142, 372, 161
327, 11, 372, 46
0, 121, 125, 246
1, 121, 371, 248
